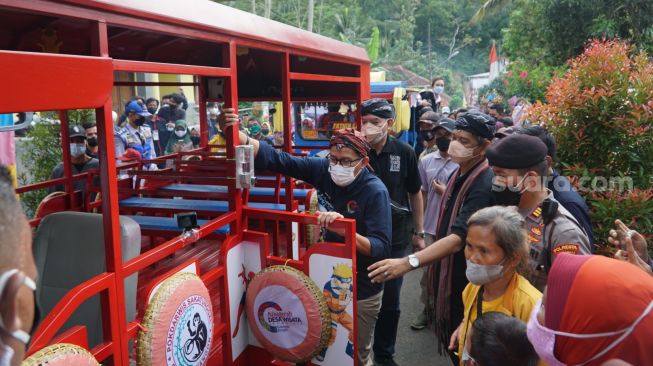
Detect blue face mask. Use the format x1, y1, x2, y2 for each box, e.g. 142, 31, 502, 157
70, 143, 86, 158
433, 86, 444, 95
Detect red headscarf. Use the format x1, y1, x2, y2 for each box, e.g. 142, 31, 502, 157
545, 254, 653, 365
329, 128, 371, 158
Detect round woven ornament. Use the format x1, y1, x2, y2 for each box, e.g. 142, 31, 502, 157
137, 272, 213, 366
22, 343, 98, 366
245, 265, 330, 363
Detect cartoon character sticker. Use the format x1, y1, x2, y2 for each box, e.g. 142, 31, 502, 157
316, 263, 354, 361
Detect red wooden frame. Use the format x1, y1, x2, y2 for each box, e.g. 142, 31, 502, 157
2, 1, 370, 365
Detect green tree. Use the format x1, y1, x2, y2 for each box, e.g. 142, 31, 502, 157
413, 0, 512, 76
17, 109, 93, 217
503, 0, 653, 66
18, 119, 61, 218
367, 26, 380, 63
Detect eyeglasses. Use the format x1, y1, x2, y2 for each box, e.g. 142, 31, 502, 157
327, 154, 362, 168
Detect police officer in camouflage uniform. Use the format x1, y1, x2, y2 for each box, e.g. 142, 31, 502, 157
115, 100, 157, 170
487, 134, 591, 290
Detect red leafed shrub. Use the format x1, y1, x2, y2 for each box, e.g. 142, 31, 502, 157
528, 39, 653, 253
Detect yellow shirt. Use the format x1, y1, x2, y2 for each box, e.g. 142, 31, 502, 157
458, 273, 542, 366
209, 134, 226, 153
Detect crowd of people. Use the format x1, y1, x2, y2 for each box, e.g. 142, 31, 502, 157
4, 77, 652, 366
207, 103, 278, 149
112, 93, 196, 169
214, 83, 653, 366
48, 91, 287, 198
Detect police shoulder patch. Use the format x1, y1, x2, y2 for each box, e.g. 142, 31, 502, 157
552, 243, 580, 256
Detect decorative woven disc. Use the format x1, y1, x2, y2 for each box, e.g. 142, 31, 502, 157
306, 190, 320, 245
22, 343, 98, 366
137, 272, 214, 366
245, 265, 330, 363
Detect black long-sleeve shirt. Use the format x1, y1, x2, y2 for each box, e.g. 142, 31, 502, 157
255, 142, 392, 299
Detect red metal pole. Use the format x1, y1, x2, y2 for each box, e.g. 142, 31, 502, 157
95, 19, 128, 365
198, 76, 209, 147
357, 63, 371, 130
224, 41, 242, 233
221, 41, 240, 365
281, 52, 295, 212
59, 111, 72, 200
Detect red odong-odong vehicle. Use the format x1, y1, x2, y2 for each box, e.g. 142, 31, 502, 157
0, 1, 371, 365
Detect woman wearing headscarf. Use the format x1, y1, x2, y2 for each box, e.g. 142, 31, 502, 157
449, 206, 542, 366
165, 120, 193, 155
527, 254, 653, 366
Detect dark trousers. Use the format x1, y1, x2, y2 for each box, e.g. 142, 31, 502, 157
372, 244, 408, 359
446, 274, 466, 366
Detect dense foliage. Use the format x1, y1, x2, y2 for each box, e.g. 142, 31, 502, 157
503, 0, 653, 66
528, 40, 653, 252
18, 121, 62, 217
217, 0, 512, 99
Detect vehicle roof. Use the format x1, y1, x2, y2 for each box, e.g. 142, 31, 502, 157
74, 0, 370, 63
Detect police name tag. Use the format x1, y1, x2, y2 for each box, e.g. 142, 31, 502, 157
390, 155, 401, 172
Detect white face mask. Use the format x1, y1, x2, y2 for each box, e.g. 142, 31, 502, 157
465, 259, 505, 285
433, 86, 444, 95
209, 108, 220, 115
362, 121, 387, 145
526, 299, 653, 366
0, 343, 13, 366
329, 161, 362, 187
174, 130, 186, 138
0, 269, 36, 346
70, 143, 86, 158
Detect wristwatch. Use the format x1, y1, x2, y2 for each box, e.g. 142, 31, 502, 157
413, 230, 426, 239
408, 254, 420, 269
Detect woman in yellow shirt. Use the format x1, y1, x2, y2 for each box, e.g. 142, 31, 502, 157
448, 205, 542, 366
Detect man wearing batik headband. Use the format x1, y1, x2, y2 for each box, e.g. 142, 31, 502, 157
369, 111, 497, 365
360, 98, 424, 366
219, 110, 391, 366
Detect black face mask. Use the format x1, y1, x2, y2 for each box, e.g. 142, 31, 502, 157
420, 129, 436, 142
191, 136, 200, 146
435, 136, 451, 152
492, 183, 524, 206
147, 107, 158, 115
261, 129, 270, 136
134, 117, 145, 127
169, 104, 178, 110
87, 137, 98, 147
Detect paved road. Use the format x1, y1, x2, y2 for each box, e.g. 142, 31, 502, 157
374, 267, 452, 366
